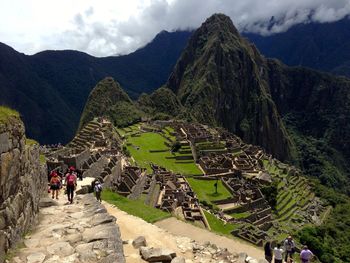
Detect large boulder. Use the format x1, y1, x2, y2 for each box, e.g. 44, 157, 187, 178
132, 236, 147, 249
140, 247, 176, 262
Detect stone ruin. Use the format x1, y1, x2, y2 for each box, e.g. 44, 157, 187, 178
199, 153, 235, 175
147, 164, 209, 228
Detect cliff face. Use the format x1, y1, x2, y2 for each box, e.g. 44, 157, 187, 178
166, 14, 293, 161
0, 108, 46, 262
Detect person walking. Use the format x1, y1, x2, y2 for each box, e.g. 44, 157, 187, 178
49, 171, 61, 199
264, 241, 273, 263
94, 180, 103, 202
66, 166, 77, 204
300, 246, 314, 263
284, 235, 296, 262
273, 243, 284, 263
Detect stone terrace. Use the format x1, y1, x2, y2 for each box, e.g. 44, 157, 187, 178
150, 164, 209, 229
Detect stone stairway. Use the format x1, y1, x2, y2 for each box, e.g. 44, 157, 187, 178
8, 194, 125, 263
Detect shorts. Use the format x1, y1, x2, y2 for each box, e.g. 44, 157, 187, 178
50, 184, 59, 190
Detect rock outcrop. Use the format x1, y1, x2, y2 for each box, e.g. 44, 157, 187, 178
0, 109, 47, 262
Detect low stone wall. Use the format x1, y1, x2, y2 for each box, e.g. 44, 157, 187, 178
0, 116, 47, 263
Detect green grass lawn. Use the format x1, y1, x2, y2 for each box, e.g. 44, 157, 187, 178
126, 132, 202, 175
204, 211, 239, 235
102, 190, 170, 223
230, 211, 251, 219
186, 178, 232, 204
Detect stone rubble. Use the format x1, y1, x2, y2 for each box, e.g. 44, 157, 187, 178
134, 235, 264, 263
8, 194, 125, 263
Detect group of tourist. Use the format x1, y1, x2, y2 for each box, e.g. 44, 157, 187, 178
48, 166, 78, 203
264, 236, 314, 263
48, 167, 103, 203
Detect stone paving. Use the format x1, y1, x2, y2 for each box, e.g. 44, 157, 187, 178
9, 193, 125, 263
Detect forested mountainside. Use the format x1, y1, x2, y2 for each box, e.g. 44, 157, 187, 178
244, 17, 350, 77
0, 31, 191, 144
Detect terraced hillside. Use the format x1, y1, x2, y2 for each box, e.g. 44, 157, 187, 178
115, 121, 326, 248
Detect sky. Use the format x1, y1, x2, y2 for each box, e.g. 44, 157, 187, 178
1, 0, 350, 57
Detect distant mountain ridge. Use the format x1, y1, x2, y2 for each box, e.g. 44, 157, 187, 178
0, 31, 192, 144
244, 17, 350, 77
2, 16, 350, 146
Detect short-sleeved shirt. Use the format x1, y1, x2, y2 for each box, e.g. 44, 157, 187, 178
300, 249, 313, 262
274, 248, 284, 260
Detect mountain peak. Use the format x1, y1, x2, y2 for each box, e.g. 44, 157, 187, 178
166, 14, 293, 161
200, 13, 239, 37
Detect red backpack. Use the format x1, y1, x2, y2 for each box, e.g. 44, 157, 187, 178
66, 174, 75, 186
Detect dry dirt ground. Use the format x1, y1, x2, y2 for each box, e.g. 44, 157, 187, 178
104, 202, 263, 262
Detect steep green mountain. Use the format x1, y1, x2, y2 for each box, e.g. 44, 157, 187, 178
137, 87, 183, 119
0, 43, 76, 144
0, 31, 191, 144
165, 14, 350, 193
166, 14, 294, 161
79, 77, 141, 129
266, 60, 350, 192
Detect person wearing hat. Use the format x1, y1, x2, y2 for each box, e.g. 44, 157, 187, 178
284, 235, 296, 262
66, 166, 77, 204
94, 180, 103, 202
49, 171, 61, 199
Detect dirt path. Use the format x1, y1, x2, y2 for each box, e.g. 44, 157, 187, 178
104, 203, 194, 263
155, 218, 263, 259
104, 202, 264, 262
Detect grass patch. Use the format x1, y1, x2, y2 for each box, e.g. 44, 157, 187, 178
204, 211, 239, 235
39, 154, 46, 164
0, 106, 19, 124
187, 178, 232, 204
230, 211, 251, 219
126, 132, 201, 175
102, 190, 171, 223
26, 138, 39, 146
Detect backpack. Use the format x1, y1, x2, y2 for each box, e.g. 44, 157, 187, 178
50, 176, 60, 186
66, 174, 75, 186
95, 184, 102, 192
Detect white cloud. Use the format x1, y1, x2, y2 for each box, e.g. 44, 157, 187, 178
0, 0, 349, 56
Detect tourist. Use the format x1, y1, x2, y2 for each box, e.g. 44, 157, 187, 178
284, 235, 295, 262
66, 166, 77, 204
49, 171, 61, 199
264, 241, 273, 263
94, 180, 103, 202
300, 245, 314, 263
273, 243, 284, 263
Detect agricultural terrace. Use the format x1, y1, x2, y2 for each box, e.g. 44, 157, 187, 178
119, 125, 202, 176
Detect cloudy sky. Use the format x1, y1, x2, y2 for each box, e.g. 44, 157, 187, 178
1, 0, 350, 57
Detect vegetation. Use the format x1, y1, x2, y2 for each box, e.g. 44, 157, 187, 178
79, 77, 142, 130
204, 211, 239, 235
297, 180, 350, 263
25, 138, 39, 146
0, 106, 19, 124
285, 123, 350, 194
261, 181, 278, 210
125, 131, 201, 175
186, 178, 231, 204
102, 190, 171, 223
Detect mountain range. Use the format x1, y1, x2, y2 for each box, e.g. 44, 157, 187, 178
0, 31, 191, 144
80, 14, 350, 196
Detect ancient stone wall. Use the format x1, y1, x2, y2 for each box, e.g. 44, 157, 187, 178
0, 116, 47, 262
